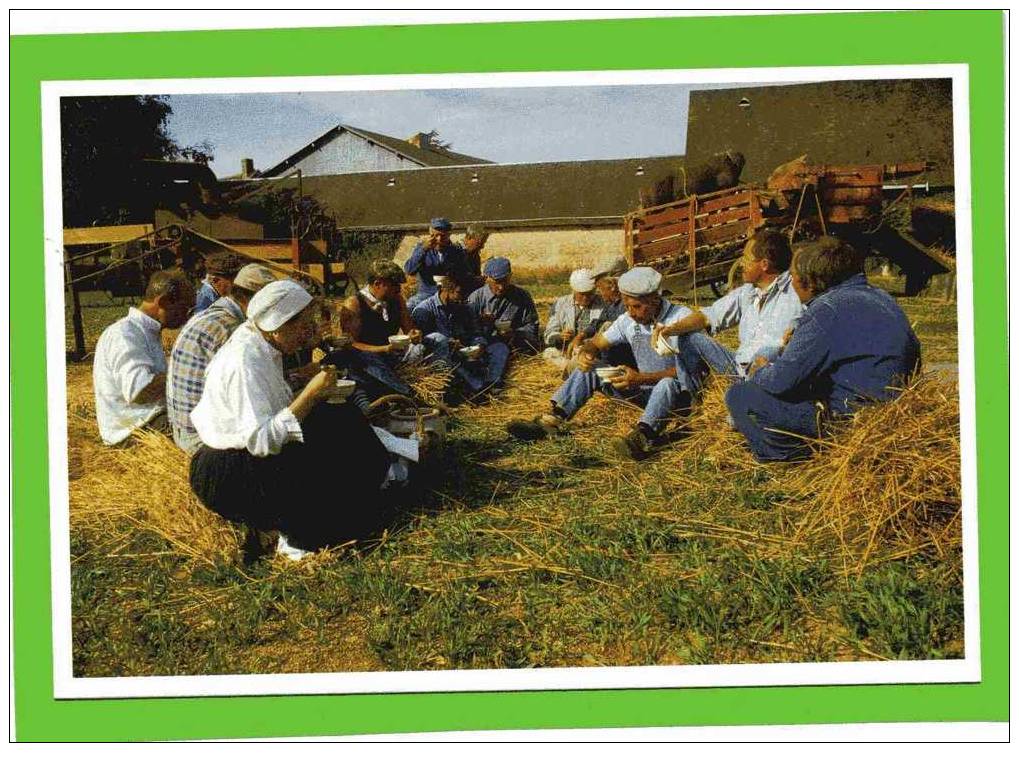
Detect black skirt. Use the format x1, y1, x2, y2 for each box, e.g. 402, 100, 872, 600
189, 402, 392, 550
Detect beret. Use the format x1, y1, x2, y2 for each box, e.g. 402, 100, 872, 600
617, 266, 663, 297
232, 264, 276, 292
483, 257, 512, 280
569, 268, 596, 293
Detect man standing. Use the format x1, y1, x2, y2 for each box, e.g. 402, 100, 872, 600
651, 230, 802, 384
166, 263, 278, 454
726, 237, 921, 462
339, 260, 425, 401
93, 270, 195, 445
542, 268, 604, 367
403, 217, 468, 309
468, 256, 541, 356
194, 252, 244, 314
508, 267, 705, 460
412, 271, 510, 398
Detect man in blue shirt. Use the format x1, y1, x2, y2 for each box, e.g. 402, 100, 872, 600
412, 271, 511, 398
468, 256, 541, 356
194, 252, 243, 314
403, 217, 469, 310
651, 230, 803, 384
726, 237, 921, 462
508, 267, 706, 460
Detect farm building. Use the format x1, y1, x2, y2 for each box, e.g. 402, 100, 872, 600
685, 79, 955, 188
256, 124, 492, 178
242, 155, 684, 270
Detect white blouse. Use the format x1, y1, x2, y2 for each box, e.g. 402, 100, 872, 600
92, 307, 167, 445
191, 321, 303, 456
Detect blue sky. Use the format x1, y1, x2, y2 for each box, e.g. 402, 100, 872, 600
164, 84, 729, 178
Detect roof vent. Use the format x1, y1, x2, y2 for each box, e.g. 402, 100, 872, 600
470, 172, 479, 183
386, 177, 396, 187
738, 97, 751, 109
635, 165, 645, 176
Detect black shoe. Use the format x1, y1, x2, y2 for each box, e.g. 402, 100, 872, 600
610, 426, 659, 461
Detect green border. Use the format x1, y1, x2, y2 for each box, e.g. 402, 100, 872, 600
11, 11, 1007, 740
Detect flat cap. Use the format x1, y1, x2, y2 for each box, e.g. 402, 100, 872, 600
617, 266, 662, 297
569, 268, 596, 293
233, 264, 277, 292
429, 217, 452, 232
247, 280, 313, 332
483, 257, 512, 280
204, 251, 244, 278
591, 255, 629, 279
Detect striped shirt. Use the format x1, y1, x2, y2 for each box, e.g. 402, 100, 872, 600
166, 296, 245, 454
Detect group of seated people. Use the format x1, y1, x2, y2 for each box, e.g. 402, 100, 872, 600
90, 220, 921, 560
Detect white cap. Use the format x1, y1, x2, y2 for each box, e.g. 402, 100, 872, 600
569, 268, 596, 293
233, 263, 277, 291
617, 266, 663, 297
247, 280, 313, 331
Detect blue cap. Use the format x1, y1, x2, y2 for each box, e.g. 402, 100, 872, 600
483, 257, 512, 280
430, 217, 452, 232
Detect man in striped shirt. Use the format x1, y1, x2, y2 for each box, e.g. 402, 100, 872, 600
166, 264, 277, 454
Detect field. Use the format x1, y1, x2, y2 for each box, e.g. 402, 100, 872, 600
65, 270, 963, 676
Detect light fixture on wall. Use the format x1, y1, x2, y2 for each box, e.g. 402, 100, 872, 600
386, 177, 396, 187
635, 165, 645, 176
738, 97, 751, 109
470, 172, 479, 183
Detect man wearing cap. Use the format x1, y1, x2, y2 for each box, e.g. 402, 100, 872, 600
542, 268, 605, 368
167, 263, 278, 454
508, 266, 705, 460
462, 224, 490, 293
587, 255, 637, 369
93, 270, 196, 446
412, 270, 510, 398
650, 230, 803, 386
195, 251, 244, 314
190, 279, 422, 560
403, 217, 469, 310
468, 256, 541, 359
338, 260, 426, 401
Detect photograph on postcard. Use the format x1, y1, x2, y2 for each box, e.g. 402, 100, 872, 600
48, 67, 976, 697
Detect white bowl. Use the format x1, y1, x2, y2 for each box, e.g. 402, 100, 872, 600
459, 345, 482, 358
595, 366, 624, 379
654, 333, 676, 357
327, 379, 357, 404
389, 334, 411, 350
432, 275, 447, 287
495, 319, 513, 331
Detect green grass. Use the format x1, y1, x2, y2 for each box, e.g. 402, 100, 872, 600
66, 271, 963, 676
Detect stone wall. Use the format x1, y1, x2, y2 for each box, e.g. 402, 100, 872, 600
393, 226, 626, 272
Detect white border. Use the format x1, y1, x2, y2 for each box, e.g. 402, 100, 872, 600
42, 63, 980, 700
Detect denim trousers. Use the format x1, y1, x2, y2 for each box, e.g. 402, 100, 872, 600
673, 331, 783, 387
424, 333, 511, 392
345, 343, 428, 401
551, 366, 692, 433
725, 381, 822, 462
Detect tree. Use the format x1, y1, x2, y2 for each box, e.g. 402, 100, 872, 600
423, 129, 453, 151
60, 95, 214, 227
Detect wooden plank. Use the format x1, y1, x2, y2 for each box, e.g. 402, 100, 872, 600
639, 200, 694, 230
639, 201, 752, 239
633, 219, 750, 261
698, 189, 754, 214
63, 224, 154, 246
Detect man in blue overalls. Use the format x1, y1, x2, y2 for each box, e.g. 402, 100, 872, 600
508, 266, 706, 460
403, 217, 468, 310
726, 237, 921, 462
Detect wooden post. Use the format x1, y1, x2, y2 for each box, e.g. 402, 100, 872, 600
65, 258, 86, 361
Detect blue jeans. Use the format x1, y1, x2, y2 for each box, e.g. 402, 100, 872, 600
725, 381, 822, 462
425, 333, 511, 393
674, 332, 782, 388
551, 366, 692, 434
345, 343, 428, 401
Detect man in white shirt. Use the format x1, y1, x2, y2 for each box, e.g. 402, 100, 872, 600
92, 270, 195, 445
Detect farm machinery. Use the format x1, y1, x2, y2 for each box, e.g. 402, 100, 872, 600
624, 158, 954, 297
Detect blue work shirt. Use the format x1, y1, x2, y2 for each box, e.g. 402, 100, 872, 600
411, 293, 487, 347
467, 283, 541, 349
602, 298, 693, 378
403, 240, 469, 301
193, 280, 219, 314
700, 271, 803, 366
750, 273, 921, 415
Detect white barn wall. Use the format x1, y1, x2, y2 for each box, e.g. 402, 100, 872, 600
392, 227, 626, 273
285, 131, 420, 177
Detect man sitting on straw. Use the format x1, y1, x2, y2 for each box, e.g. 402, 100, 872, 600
542, 268, 605, 370
337, 260, 426, 403
166, 264, 278, 455
468, 256, 541, 357
726, 237, 921, 462
508, 266, 705, 460
194, 252, 244, 315
403, 217, 469, 310
589, 255, 637, 368
412, 270, 511, 399
92, 270, 195, 445
650, 230, 802, 384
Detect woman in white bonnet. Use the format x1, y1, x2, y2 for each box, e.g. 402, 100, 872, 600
189, 279, 397, 557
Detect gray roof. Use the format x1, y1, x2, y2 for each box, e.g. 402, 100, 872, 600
685, 79, 954, 187
258, 123, 492, 178
244, 155, 685, 230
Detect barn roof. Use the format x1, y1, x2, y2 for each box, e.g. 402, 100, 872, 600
258, 123, 492, 178
241, 155, 684, 230
685, 79, 955, 187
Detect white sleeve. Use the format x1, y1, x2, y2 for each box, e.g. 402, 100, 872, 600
109, 330, 159, 403
600, 313, 629, 346
228, 364, 304, 457
700, 288, 744, 334
246, 408, 304, 457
